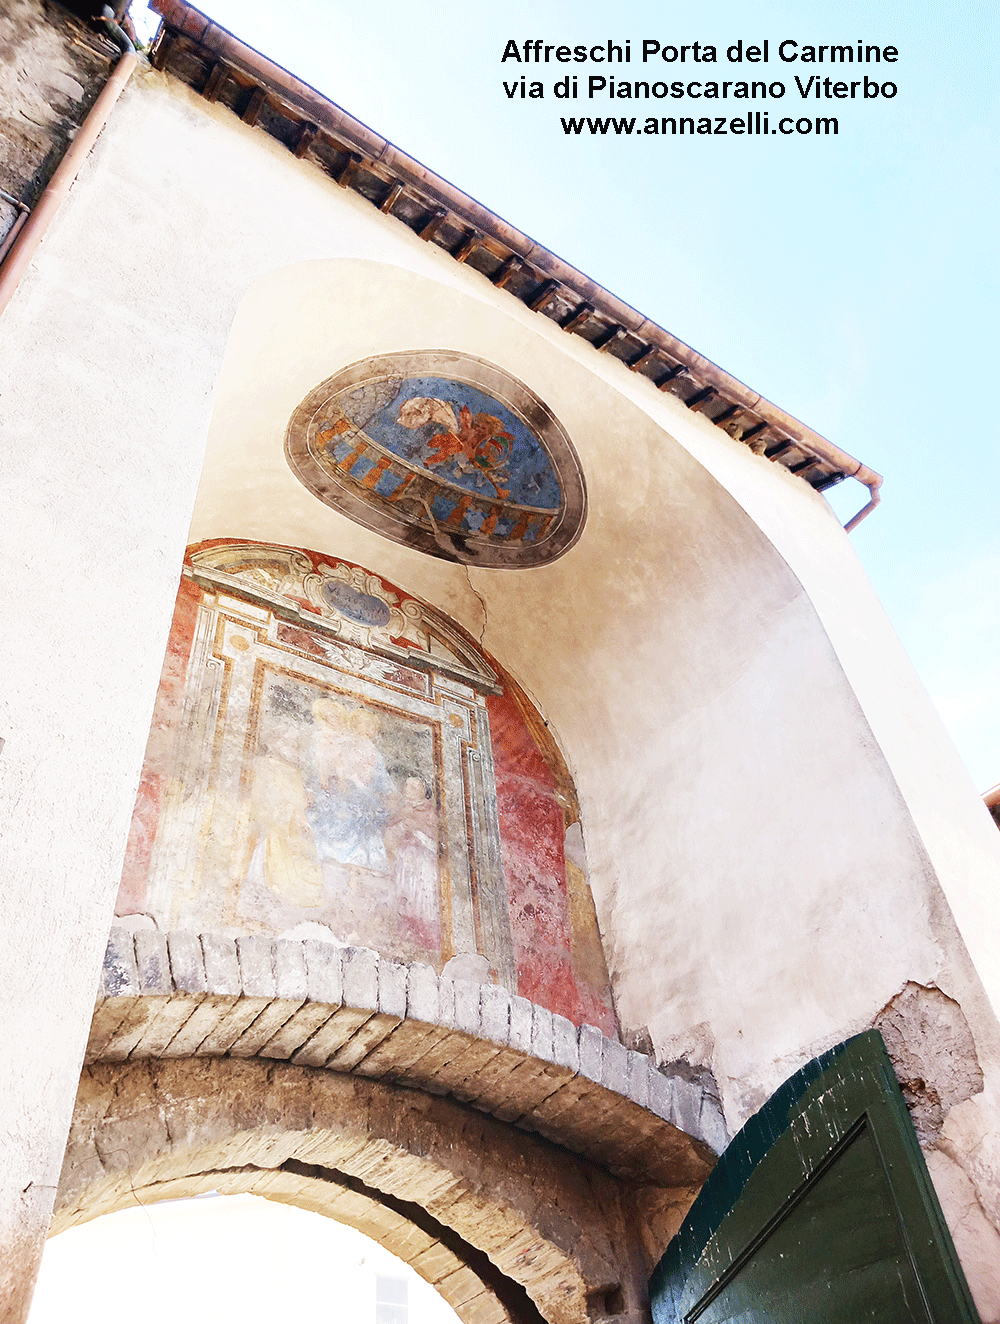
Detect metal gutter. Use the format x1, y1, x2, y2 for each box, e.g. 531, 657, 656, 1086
0, 8, 137, 321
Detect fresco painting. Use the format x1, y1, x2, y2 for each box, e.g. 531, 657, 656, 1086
116, 541, 617, 1035
238, 677, 442, 960
284, 353, 588, 568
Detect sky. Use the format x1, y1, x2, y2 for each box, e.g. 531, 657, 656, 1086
130, 0, 999, 795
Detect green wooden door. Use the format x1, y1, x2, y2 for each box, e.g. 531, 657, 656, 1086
650, 1032, 981, 1322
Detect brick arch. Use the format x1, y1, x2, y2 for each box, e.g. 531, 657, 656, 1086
59, 1059, 633, 1324
56, 929, 723, 1324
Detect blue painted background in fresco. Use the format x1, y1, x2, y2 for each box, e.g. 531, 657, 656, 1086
338, 376, 561, 510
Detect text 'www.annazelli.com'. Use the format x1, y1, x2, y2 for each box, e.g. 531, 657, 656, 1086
560, 113, 838, 136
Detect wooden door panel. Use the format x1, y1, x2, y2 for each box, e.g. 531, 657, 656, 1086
651, 1032, 980, 1323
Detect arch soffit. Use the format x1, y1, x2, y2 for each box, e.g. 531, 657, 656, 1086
195, 256, 811, 602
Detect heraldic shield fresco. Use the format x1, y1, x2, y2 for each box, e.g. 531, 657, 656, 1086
116, 541, 617, 1033
284, 352, 587, 568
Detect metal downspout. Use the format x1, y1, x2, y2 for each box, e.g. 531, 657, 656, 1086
0, 7, 137, 321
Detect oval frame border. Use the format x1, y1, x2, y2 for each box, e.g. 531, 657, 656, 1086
284, 351, 587, 569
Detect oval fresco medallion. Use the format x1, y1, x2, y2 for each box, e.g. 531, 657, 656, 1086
285, 352, 586, 568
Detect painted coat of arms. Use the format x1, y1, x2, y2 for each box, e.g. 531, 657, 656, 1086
285, 352, 586, 568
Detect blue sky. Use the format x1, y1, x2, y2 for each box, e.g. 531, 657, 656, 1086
137, 0, 1000, 789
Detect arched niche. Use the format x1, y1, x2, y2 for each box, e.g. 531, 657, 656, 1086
116, 541, 616, 1034
181, 256, 994, 1163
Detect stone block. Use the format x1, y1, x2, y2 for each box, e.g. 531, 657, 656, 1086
102, 929, 138, 997
671, 1077, 703, 1139
397, 1029, 477, 1095
259, 1001, 337, 1060
134, 930, 172, 995
437, 976, 457, 1030
526, 1074, 614, 1151
626, 1049, 651, 1109
99, 999, 166, 1061
167, 932, 208, 994
551, 1014, 580, 1073
647, 1071, 676, 1125
378, 958, 407, 1019
273, 940, 308, 1000
196, 998, 273, 1056
699, 1097, 729, 1155
452, 979, 481, 1036
342, 946, 378, 1011
406, 963, 440, 1024
509, 996, 533, 1054
85, 1000, 135, 1061
601, 1036, 629, 1096
351, 1021, 446, 1080
437, 1266, 485, 1308
578, 1024, 604, 1083
162, 995, 238, 1056
409, 1240, 464, 1284
327, 1012, 401, 1071
127, 996, 201, 1057
201, 933, 241, 996
228, 1000, 301, 1056
303, 939, 342, 1006
236, 935, 275, 999
459, 1043, 528, 1112
289, 1006, 373, 1067
530, 1005, 554, 1063
479, 984, 511, 1045
490, 1057, 569, 1124
381, 1220, 437, 1264
460, 1291, 511, 1324
438, 1038, 503, 1104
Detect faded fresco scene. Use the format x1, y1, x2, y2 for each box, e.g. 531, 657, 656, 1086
239, 679, 441, 957
117, 541, 617, 1033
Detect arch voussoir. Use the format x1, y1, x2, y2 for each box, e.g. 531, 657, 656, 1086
57, 1058, 653, 1324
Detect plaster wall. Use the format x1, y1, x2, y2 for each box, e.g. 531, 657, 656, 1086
1, 59, 999, 1318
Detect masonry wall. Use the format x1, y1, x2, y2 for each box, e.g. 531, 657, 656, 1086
1, 51, 999, 1320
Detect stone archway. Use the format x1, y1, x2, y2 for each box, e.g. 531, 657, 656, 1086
53, 928, 721, 1324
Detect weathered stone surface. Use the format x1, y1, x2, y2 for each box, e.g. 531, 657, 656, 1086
452, 980, 481, 1036
228, 998, 302, 1057
200, 934, 241, 997
342, 946, 379, 1011
60, 1052, 701, 1324
875, 982, 985, 1145
236, 935, 276, 999
351, 1020, 449, 1081
509, 996, 534, 1055
582, 1022, 606, 1085
134, 931, 172, 995
261, 1002, 339, 1061
406, 963, 440, 1024
626, 1049, 650, 1109
101, 929, 138, 998
166, 933, 208, 994
273, 940, 309, 1000
327, 1012, 402, 1070
378, 958, 408, 1020
479, 984, 511, 1045
551, 1015, 580, 1073
87, 934, 724, 1169
290, 1006, 373, 1067
601, 1036, 629, 1097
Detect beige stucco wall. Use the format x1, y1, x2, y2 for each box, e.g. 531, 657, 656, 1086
2, 58, 999, 1318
